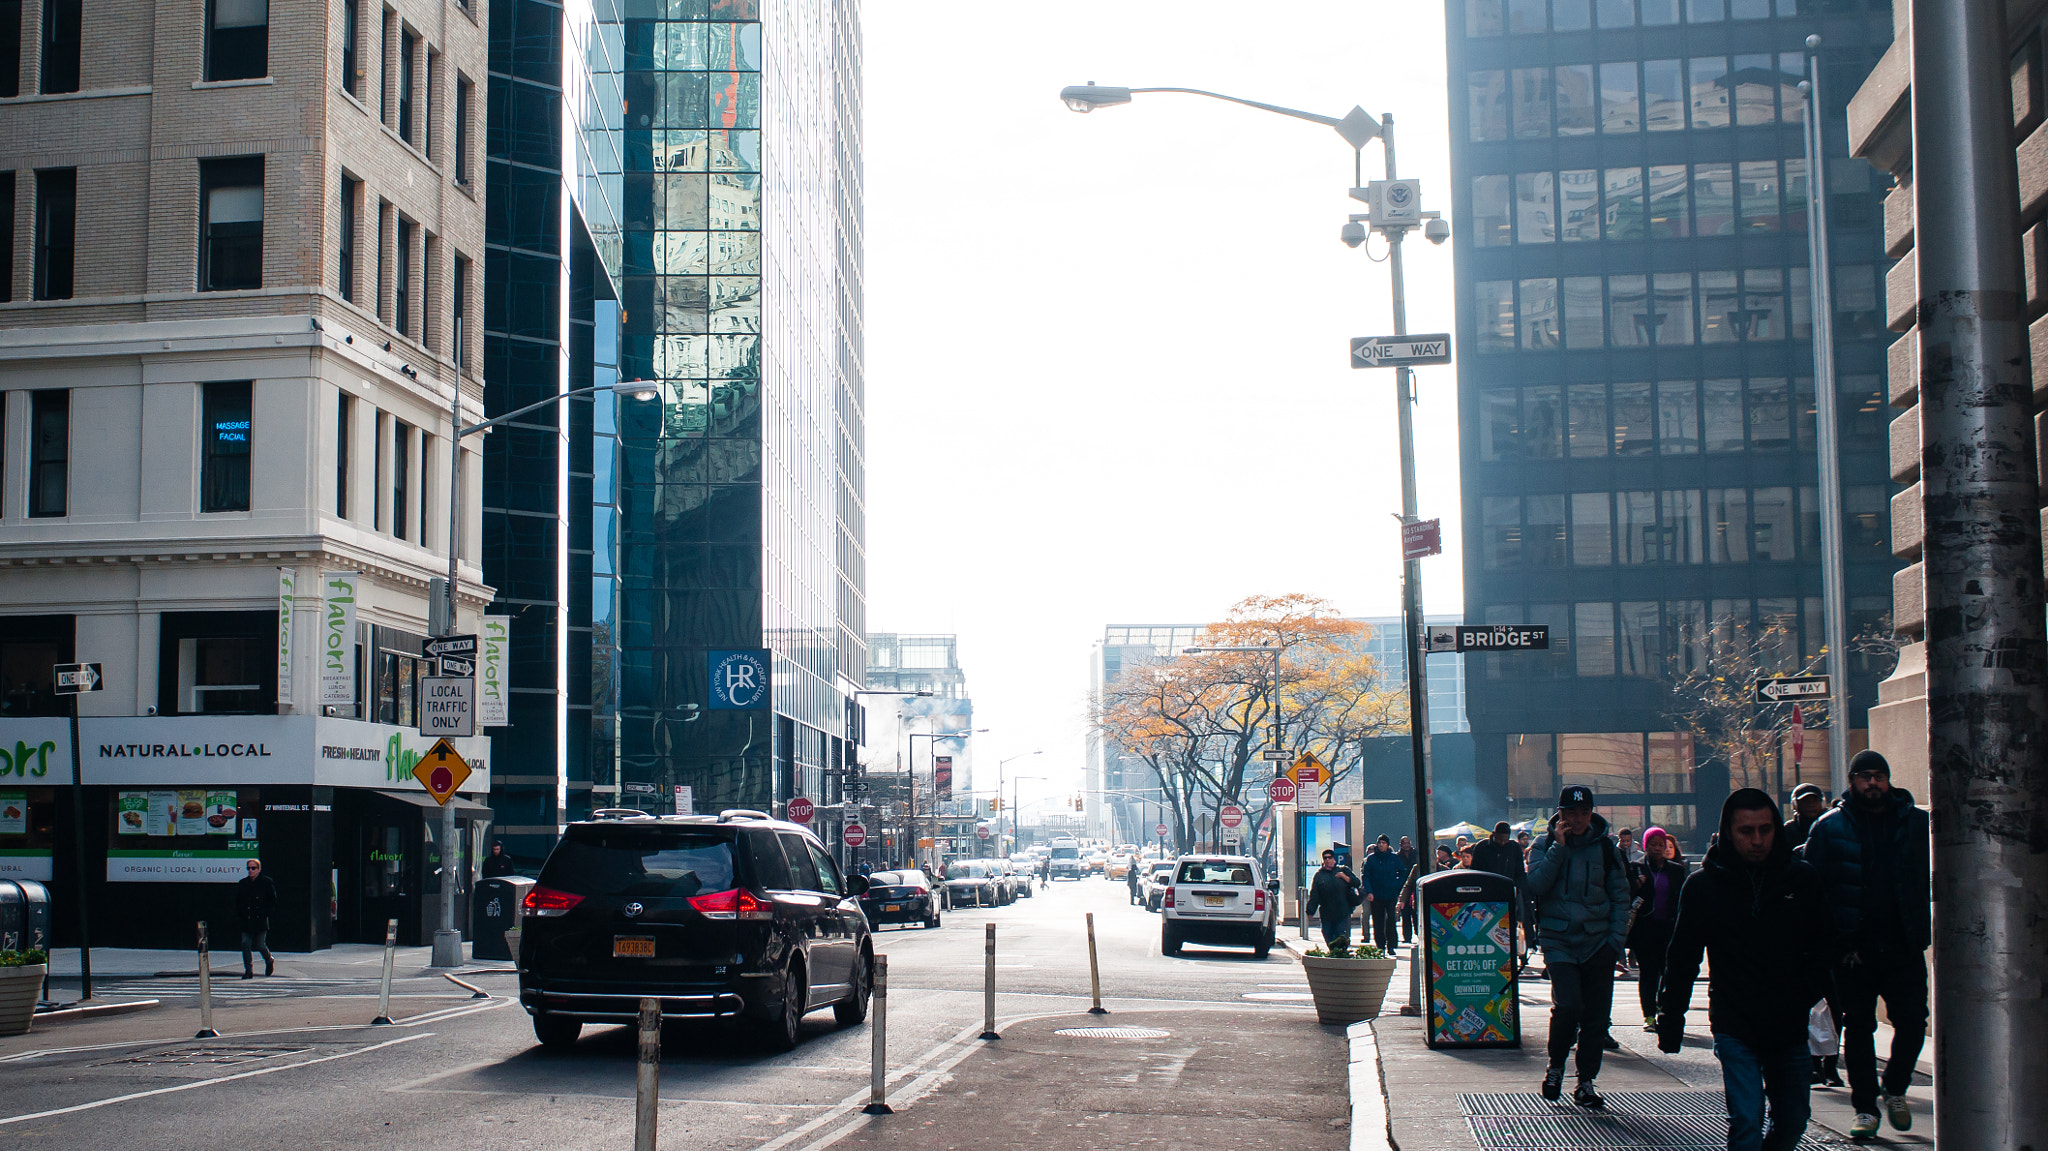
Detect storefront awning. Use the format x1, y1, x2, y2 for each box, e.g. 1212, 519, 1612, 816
373, 790, 494, 819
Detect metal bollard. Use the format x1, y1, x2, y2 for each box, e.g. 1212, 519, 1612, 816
979, 923, 999, 1040
862, 955, 893, 1115
371, 918, 398, 1025
1085, 912, 1108, 1015
634, 997, 661, 1151
194, 921, 220, 1039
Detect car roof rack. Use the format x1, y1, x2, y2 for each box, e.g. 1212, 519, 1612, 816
718, 808, 772, 822
590, 808, 655, 821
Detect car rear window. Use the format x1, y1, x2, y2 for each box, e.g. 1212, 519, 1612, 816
542, 831, 736, 899
1176, 861, 1253, 885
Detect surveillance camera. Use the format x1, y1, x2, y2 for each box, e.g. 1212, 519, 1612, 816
146, 705, 158, 716
1340, 221, 1367, 249
1424, 217, 1451, 245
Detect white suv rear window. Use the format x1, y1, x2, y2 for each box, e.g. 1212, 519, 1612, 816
1175, 861, 1253, 885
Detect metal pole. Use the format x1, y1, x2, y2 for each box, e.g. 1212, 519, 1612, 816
372, 917, 397, 1024
1800, 40, 1851, 800
431, 795, 462, 966
1910, 0, 2048, 1142
1085, 912, 1108, 1014
863, 955, 893, 1115
194, 920, 219, 1039
634, 996, 661, 1151
979, 923, 999, 1039
66, 704, 91, 1000
446, 390, 461, 638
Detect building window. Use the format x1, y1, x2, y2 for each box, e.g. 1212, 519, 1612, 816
201, 381, 253, 512
452, 252, 469, 367
33, 168, 75, 301
398, 29, 415, 143
422, 48, 435, 157
28, 389, 67, 518
160, 611, 276, 715
378, 8, 391, 122
200, 157, 263, 291
339, 175, 358, 301
336, 391, 350, 518
0, 615, 75, 717
1, 0, 20, 97
0, 172, 13, 302
395, 218, 413, 334
39, 0, 78, 94
205, 0, 266, 81
454, 75, 472, 182
392, 419, 409, 540
341, 0, 359, 97
372, 410, 384, 530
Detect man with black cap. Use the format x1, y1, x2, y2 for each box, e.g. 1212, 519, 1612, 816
1362, 835, 1406, 950
1797, 750, 1929, 1139
1656, 788, 1831, 1151
1306, 845, 1363, 951
1784, 784, 1827, 851
1471, 820, 1525, 883
1525, 785, 1631, 1108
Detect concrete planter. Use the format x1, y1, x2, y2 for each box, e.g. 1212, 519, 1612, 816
0, 965, 47, 1037
1301, 955, 1396, 1025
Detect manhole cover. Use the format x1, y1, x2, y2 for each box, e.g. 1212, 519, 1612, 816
1460, 1092, 1848, 1149
1052, 1026, 1170, 1040
100, 1045, 310, 1067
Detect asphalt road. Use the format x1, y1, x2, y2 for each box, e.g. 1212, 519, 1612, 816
0, 874, 1332, 1150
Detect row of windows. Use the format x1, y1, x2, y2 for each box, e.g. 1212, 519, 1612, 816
1468, 56, 1807, 142
332, 391, 454, 550
1475, 595, 1891, 680
1475, 375, 1887, 461
1477, 482, 1889, 569
337, 173, 473, 366
1474, 265, 1888, 350
1, 384, 250, 518
1473, 160, 1809, 247
340, 0, 476, 182
0, 0, 271, 95
0, 169, 71, 302
1466, 0, 1827, 36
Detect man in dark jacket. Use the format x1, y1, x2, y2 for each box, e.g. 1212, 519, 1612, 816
1797, 750, 1929, 1139
1471, 820, 1525, 882
1306, 847, 1363, 950
1395, 836, 1420, 942
1783, 784, 1826, 851
1362, 836, 1406, 950
1525, 786, 1631, 1108
1656, 789, 1831, 1151
481, 841, 517, 879
236, 858, 278, 978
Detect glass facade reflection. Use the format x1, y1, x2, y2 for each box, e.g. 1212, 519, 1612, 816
1448, 0, 1899, 851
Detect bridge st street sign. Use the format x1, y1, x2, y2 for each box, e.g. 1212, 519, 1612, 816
1426, 625, 1551, 653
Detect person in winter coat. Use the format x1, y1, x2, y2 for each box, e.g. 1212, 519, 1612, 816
1525, 785, 1632, 1108
1796, 749, 1930, 1139
1306, 847, 1363, 950
1783, 784, 1827, 850
236, 858, 278, 979
1470, 820, 1526, 882
1656, 789, 1831, 1151
481, 841, 517, 879
1628, 827, 1687, 1030
1362, 836, 1407, 950
1395, 836, 1419, 942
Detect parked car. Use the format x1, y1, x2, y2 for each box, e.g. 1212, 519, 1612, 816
1085, 851, 1109, 875
1159, 854, 1279, 958
859, 869, 940, 930
1105, 854, 1134, 880
1140, 861, 1176, 912
1004, 861, 1034, 899
940, 859, 1001, 908
518, 809, 873, 1053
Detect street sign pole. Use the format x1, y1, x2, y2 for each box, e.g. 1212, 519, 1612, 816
54, 662, 102, 999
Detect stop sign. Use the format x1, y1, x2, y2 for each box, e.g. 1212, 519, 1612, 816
787, 796, 814, 824
1268, 776, 1298, 804
843, 822, 867, 848
976, 824, 992, 840
430, 766, 453, 794
1155, 822, 1168, 837
1219, 804, 1244, 830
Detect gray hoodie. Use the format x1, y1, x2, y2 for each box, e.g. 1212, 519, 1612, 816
1524, 812, 1630, 964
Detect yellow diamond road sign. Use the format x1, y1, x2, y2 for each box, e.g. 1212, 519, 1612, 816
1292, 753, 1328, 786
413, 737, 472, 805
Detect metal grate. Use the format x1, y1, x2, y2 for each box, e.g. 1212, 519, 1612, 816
1460, 1092, 1848, 1150
100, 1045, 310, 1067
1051, 1026, 1171, 1040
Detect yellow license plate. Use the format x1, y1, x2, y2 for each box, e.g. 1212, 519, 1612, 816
613, 936, 655, 958
884, 904, 901, 912
1203, 894, 1225, 907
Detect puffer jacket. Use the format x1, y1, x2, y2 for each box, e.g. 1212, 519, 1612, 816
1524, 812, 1630, 963
1797, 788, 1930, 954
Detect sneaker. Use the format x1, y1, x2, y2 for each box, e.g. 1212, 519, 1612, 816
1572, 1081, 1605, 1109
1603, 1035, 1621, 1050
1643, 1014, 1659, 1033
1883, 1094, 1912, 1132
1823, 1058, 1844, 1087
1541, 1064, 1565, 1102
1849, 1113, 1881, 1140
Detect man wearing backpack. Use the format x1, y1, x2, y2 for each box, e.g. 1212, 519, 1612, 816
1525, 785, 1631, 1109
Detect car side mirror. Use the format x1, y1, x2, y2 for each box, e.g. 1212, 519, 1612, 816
1266, 878, 1281, 892
848, 875, 869, 897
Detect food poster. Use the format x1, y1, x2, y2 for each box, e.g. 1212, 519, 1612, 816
174, 790, 211, 836
1425, 898, 1520, 1047
205, 791, 239, 834
0, 792, 24, 835
116, 792, 151, 835
147, 791, 177, 836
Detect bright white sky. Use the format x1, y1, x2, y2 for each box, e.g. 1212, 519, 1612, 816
861, 1, 1462, 808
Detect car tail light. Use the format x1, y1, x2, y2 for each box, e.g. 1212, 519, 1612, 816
1255, 889, 1267, 912
689, 889, 773, 921
1163, 887, 1175, 909
524, 885, 584, 917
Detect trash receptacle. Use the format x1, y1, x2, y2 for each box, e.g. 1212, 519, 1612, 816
1418, 869, 1521, 1048
472, 876, 533, 961
13, 881, 49, 952
0, 882, 22, 952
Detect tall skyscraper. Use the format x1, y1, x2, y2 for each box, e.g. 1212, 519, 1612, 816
1446, 0, 1901, 847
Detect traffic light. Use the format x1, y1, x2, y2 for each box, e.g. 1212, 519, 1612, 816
988, 797, 1000, 814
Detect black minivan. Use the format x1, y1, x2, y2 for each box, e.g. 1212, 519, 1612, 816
518, 809, 873, 1051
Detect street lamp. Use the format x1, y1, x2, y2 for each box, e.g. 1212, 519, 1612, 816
1065, 82, 1448, 887
996, 751, 1042, 855
1010, 773, 1049, 853
906, 727, 981, 869
428, 377, 658, 968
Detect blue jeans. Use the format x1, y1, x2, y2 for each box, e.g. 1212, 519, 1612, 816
1713, 1033, 1811, 1151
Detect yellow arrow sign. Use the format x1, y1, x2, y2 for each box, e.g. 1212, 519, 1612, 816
1292, 752, 1328, 786
413, 737, 472, 805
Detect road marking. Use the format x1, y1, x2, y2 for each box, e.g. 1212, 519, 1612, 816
395, 998, 514, 1027
1241, 992, 1314, 1001
0, 1022, 395, 1063
0, 1033, 433, 1126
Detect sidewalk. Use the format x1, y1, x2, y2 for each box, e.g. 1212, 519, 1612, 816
41, 944, 503, 983
1359, 942, 1932, 1151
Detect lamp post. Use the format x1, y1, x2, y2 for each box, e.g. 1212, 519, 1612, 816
995, 751, 1042, 856
907, 728, 979, 870
1010, 773, 1048, 854
428, 377, 658, 968
1065, 83, 1449, 887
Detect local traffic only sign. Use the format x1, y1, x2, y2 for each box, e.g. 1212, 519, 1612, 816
1350, 334, 1452, 368
413, 738, 472, 805
1427, 625, 1551, 653
54, 663, 103, 694
1755, 676, 1830, 703
419, 677, 475, 737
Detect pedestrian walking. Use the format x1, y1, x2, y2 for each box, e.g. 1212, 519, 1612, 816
1628, 827, 1686, 1031
1306, 847, 1363, 951
1126, 855, 1143, 905
481, 841, 516, 879
1783, 784, 1826, 851
1617, 827, 1644, 864
1656, 789, 1831, 1151
1363, 836, 1405, 950
236, 857, 277, 979
1782, 781, 1837, 1086
1796, 750, 1929, 1139
1395, 835, 1419, 942
1525, 785, 1630, 1108
1471, 820, 1525, 882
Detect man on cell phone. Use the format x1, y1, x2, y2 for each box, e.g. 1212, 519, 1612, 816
1525, 786, 1630, 1109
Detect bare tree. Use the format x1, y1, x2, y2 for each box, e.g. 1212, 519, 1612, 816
1663, 614, 1831, 791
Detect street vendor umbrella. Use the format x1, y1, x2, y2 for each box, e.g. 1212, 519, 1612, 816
1510, 816, 1550, 836
1433, 821, 1491, 840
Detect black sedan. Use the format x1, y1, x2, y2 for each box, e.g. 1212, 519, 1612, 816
858, 869, 941, 929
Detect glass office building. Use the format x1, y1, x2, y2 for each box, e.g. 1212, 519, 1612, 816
1447, 0, 1899, 849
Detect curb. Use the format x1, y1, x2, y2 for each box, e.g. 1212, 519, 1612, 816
1347, 1019, 1393, 1151
31, 998, 162, 1024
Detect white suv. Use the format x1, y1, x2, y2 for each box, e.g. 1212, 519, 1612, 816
1160, 854, 1279, 958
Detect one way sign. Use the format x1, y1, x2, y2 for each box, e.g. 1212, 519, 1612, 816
1754, 676, 1830, 703
54, 662, 103, 694
1350, 334, 1452, 368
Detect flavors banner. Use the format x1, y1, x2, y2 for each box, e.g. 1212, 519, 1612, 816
1424, 888, 1521, 1048
320, 571, 359, 705
479, 615, 510, 728
277, 566, 297, 706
